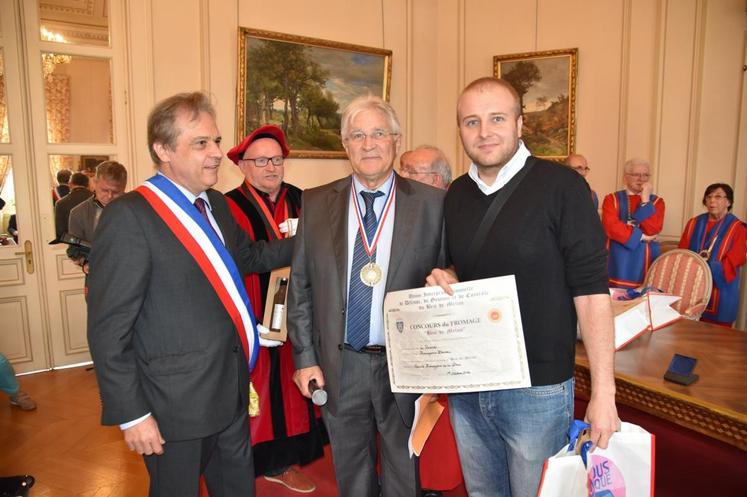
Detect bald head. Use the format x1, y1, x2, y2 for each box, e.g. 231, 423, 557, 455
565, 153, 589, 177
457, 77, 522, 123
399, 145, 452, 189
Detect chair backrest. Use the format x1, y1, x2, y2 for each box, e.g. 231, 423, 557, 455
643, 249, 713, 319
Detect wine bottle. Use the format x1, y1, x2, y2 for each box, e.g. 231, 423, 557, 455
270, 277, 289, 331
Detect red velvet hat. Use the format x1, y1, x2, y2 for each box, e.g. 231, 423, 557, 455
227, 125, 290, 164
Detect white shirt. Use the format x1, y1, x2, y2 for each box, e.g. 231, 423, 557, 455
345, 172, 395, 346
468, 140, 531, 196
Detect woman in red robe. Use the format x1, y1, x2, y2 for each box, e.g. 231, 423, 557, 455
679, 183, 746, 326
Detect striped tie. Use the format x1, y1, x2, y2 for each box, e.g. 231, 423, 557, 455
346, 190, 384, 350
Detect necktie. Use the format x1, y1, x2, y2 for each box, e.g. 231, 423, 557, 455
347, 190, 384, 350
194, 198, 220, 239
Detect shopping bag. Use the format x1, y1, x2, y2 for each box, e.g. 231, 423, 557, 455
536, 450, 587, 497
587, 422, 655, 497
537, 421, 655, 497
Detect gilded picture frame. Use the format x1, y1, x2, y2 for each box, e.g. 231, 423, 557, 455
237, 28, 393, 159
493, 48, 577, 160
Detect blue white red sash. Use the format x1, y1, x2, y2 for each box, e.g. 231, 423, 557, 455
136, 174, 259, 370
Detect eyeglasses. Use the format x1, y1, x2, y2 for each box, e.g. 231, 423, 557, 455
705, 194, 728, 200
240, 156, 284, 167
572, 166, 590, 172
400, 168, 437, 177
626, 173, 650, 180
346, 129, 398, 144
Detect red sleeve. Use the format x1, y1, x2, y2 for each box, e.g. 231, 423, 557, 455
679, 217, 696, 249
639, 197, 665, 235
721, 222, 747, 283
601, 193, 634, 244
226, 196, 256, 240
225, 196, 264, 317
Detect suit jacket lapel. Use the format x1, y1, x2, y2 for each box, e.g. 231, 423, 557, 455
328, 178, 351, 305
386, 174, 417, 290
207, 189, 232, 250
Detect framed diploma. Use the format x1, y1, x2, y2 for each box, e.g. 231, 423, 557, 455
384, 275, 531, 393
262, 266, 290, 341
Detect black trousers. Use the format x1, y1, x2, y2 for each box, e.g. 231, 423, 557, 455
143, 407, 254, 497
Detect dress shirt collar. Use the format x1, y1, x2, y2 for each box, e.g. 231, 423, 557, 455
468, 140, 531, 196
157, 172, 213, 211
351, 171, 395, 218
352, 170, 395, 195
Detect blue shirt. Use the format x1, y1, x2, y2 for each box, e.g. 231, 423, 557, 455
345, 172, 395, 346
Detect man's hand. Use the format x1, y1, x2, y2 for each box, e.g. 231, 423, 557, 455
584, 392, 619, 450
123, 416, 165, 455
293, 366, 324, 398
641, 182, 653, 202
574, 293, 618, 451
425, 267, 459, 295
641, 233, 658, 243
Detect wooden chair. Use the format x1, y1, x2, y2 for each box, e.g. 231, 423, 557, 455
643, 248, 713, 320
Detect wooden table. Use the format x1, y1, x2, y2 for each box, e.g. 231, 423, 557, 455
574, 318, 747, 451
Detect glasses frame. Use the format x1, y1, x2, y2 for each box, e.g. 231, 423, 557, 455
625, 172, 651, 180
240, 155, 285, 168
344, 129, 399, 144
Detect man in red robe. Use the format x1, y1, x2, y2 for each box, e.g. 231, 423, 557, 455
602, 158, 665, 288
225, 125, 324, 493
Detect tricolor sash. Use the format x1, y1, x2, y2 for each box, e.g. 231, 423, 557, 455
136, 174, 259, 370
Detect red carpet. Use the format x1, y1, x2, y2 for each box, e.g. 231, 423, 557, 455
254, 444, 467, 497
198, 443, 467, 496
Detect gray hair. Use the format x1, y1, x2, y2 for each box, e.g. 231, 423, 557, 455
96, 160, 128, 186
623, 157, 650, 174
147, 91, 216, 166
340, 95, 401, 140
411, 144, 452, 185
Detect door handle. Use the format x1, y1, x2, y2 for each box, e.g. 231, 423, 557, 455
13, 240, 34, 274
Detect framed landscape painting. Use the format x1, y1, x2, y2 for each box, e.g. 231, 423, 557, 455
237, 28, 392, 159
493, 48, 577, 160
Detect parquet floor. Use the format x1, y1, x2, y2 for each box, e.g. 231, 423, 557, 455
0, 366, 148, 496
1, 366, 466, 497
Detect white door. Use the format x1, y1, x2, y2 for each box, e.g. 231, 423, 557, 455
0, 1, 51, 373
0, 0, 131, 371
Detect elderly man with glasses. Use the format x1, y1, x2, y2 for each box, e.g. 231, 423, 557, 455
224, 125, 324, 494
399, 145, 453, 190
602, 158, 666, 288
288, 95, 445, 497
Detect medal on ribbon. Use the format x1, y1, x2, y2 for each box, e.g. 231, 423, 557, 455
698, 217, 726, 261
351, 177, 396, 287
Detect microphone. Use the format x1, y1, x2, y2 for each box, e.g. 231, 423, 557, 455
308, 379, 327, 406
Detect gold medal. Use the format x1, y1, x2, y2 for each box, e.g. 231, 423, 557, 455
360, 262, 382, 286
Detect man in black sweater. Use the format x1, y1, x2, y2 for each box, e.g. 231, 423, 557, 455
427, 77, 618, 497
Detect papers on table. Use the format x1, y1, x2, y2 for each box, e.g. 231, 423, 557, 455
610, 291, 682, 350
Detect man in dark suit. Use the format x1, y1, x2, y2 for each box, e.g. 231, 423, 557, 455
53, 168, 72, 203
54, 172, 91, 238
87, 92, 293, 497
67, 161, 127, 268
288, 95, 445, 497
